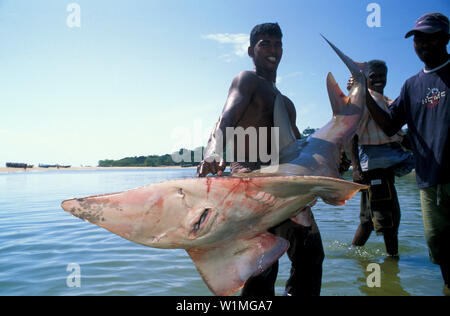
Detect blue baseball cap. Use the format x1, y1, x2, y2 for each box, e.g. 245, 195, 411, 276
405, 12, 449, 38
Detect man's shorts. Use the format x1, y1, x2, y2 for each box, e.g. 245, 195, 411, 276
359, 168, 401, 235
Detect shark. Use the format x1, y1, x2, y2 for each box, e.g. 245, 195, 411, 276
61, 36, 369, 296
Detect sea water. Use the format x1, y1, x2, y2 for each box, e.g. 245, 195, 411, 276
0, 168, 444, 295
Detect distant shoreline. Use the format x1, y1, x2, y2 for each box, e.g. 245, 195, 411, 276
0, 166, 197, 173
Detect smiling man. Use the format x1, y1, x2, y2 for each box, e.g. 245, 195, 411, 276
197, 23, 325, 296
363, 12, 450, 292
347, 60, 414, 257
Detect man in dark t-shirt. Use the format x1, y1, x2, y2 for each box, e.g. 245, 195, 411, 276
364, 12, 450, 292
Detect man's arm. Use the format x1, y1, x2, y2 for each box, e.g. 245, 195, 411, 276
349, 135, 365, 183
347, 75, 405, 139
365, 89, 403, 137
197, 71, 258, 177
215, 71, 258, 137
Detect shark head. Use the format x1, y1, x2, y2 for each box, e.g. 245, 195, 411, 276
61, 177, 247, 249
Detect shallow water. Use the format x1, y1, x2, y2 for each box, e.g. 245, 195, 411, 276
0, 168, 445, 295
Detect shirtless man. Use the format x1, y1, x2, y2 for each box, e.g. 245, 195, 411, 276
197, 23, 324, 296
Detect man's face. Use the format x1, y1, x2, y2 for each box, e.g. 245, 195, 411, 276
249, 35, 283, 73
413, 31, 449, 65
366, 66, 387, 94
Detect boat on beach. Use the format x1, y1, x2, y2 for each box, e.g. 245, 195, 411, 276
38, 164, 71, 168
39, 164, 57, 168
6, 162, 33, 168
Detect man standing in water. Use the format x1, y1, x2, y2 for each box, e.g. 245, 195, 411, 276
348, 60, 414, 257
197, 23, 325, 296
363, 12, 450, 293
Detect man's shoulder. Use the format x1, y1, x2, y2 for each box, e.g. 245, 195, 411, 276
399, 70, 424, 94
233, 70, 259, 83
281, 94, 294, 106
405, 70, 423, 85
230, 71, 261, 91
403, 63, 449, 86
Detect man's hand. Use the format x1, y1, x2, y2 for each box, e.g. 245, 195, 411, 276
338, 152, 351, 175
352, 167, 366, 184
347, 76, 354, 91
401, 133, 412, 151
197, 155, 226, 177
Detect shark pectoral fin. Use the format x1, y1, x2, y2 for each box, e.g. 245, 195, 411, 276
254, 176, 367, 206
308, 177, 368, 206
187, 233, 289, 296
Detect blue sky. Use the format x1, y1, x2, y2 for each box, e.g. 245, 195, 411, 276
0, 0, 448, 166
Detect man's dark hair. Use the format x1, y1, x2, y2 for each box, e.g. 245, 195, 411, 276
250, 23, 283, 48
367, 59, 388, 74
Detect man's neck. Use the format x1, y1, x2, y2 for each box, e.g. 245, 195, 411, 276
424, 53, 450, 71
255, 69, 277, 83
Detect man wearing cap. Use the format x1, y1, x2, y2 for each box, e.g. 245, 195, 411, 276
363, 12, 450, 292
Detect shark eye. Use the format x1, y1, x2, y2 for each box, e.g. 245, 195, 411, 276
193, 208, 210, 232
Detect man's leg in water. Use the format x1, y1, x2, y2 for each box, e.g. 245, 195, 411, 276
241, 218, 325, 296
383, 228, 399, 256
382, 190, 401, 256
240, 260, 279, 296
352, 223, 373, 246
283, 220, 324, 296
420, 183, 450, 288
352, 189, 373, 246
373, 176, 401, 256
271, 217, 324, 296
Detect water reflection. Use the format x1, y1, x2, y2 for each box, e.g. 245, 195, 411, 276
357, 255, 411, 296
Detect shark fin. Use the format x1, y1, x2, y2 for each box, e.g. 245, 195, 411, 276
321, 34, 367, 82
326, 72, 350, 115
250, 175, 368, 206
187, 232, 289, 296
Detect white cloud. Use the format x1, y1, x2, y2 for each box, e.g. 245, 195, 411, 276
276, 71, 303, 84
203, 33, 249, 58
218, 53, 234, 63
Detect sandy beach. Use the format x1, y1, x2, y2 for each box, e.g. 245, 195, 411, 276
0, 166, 196, 173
